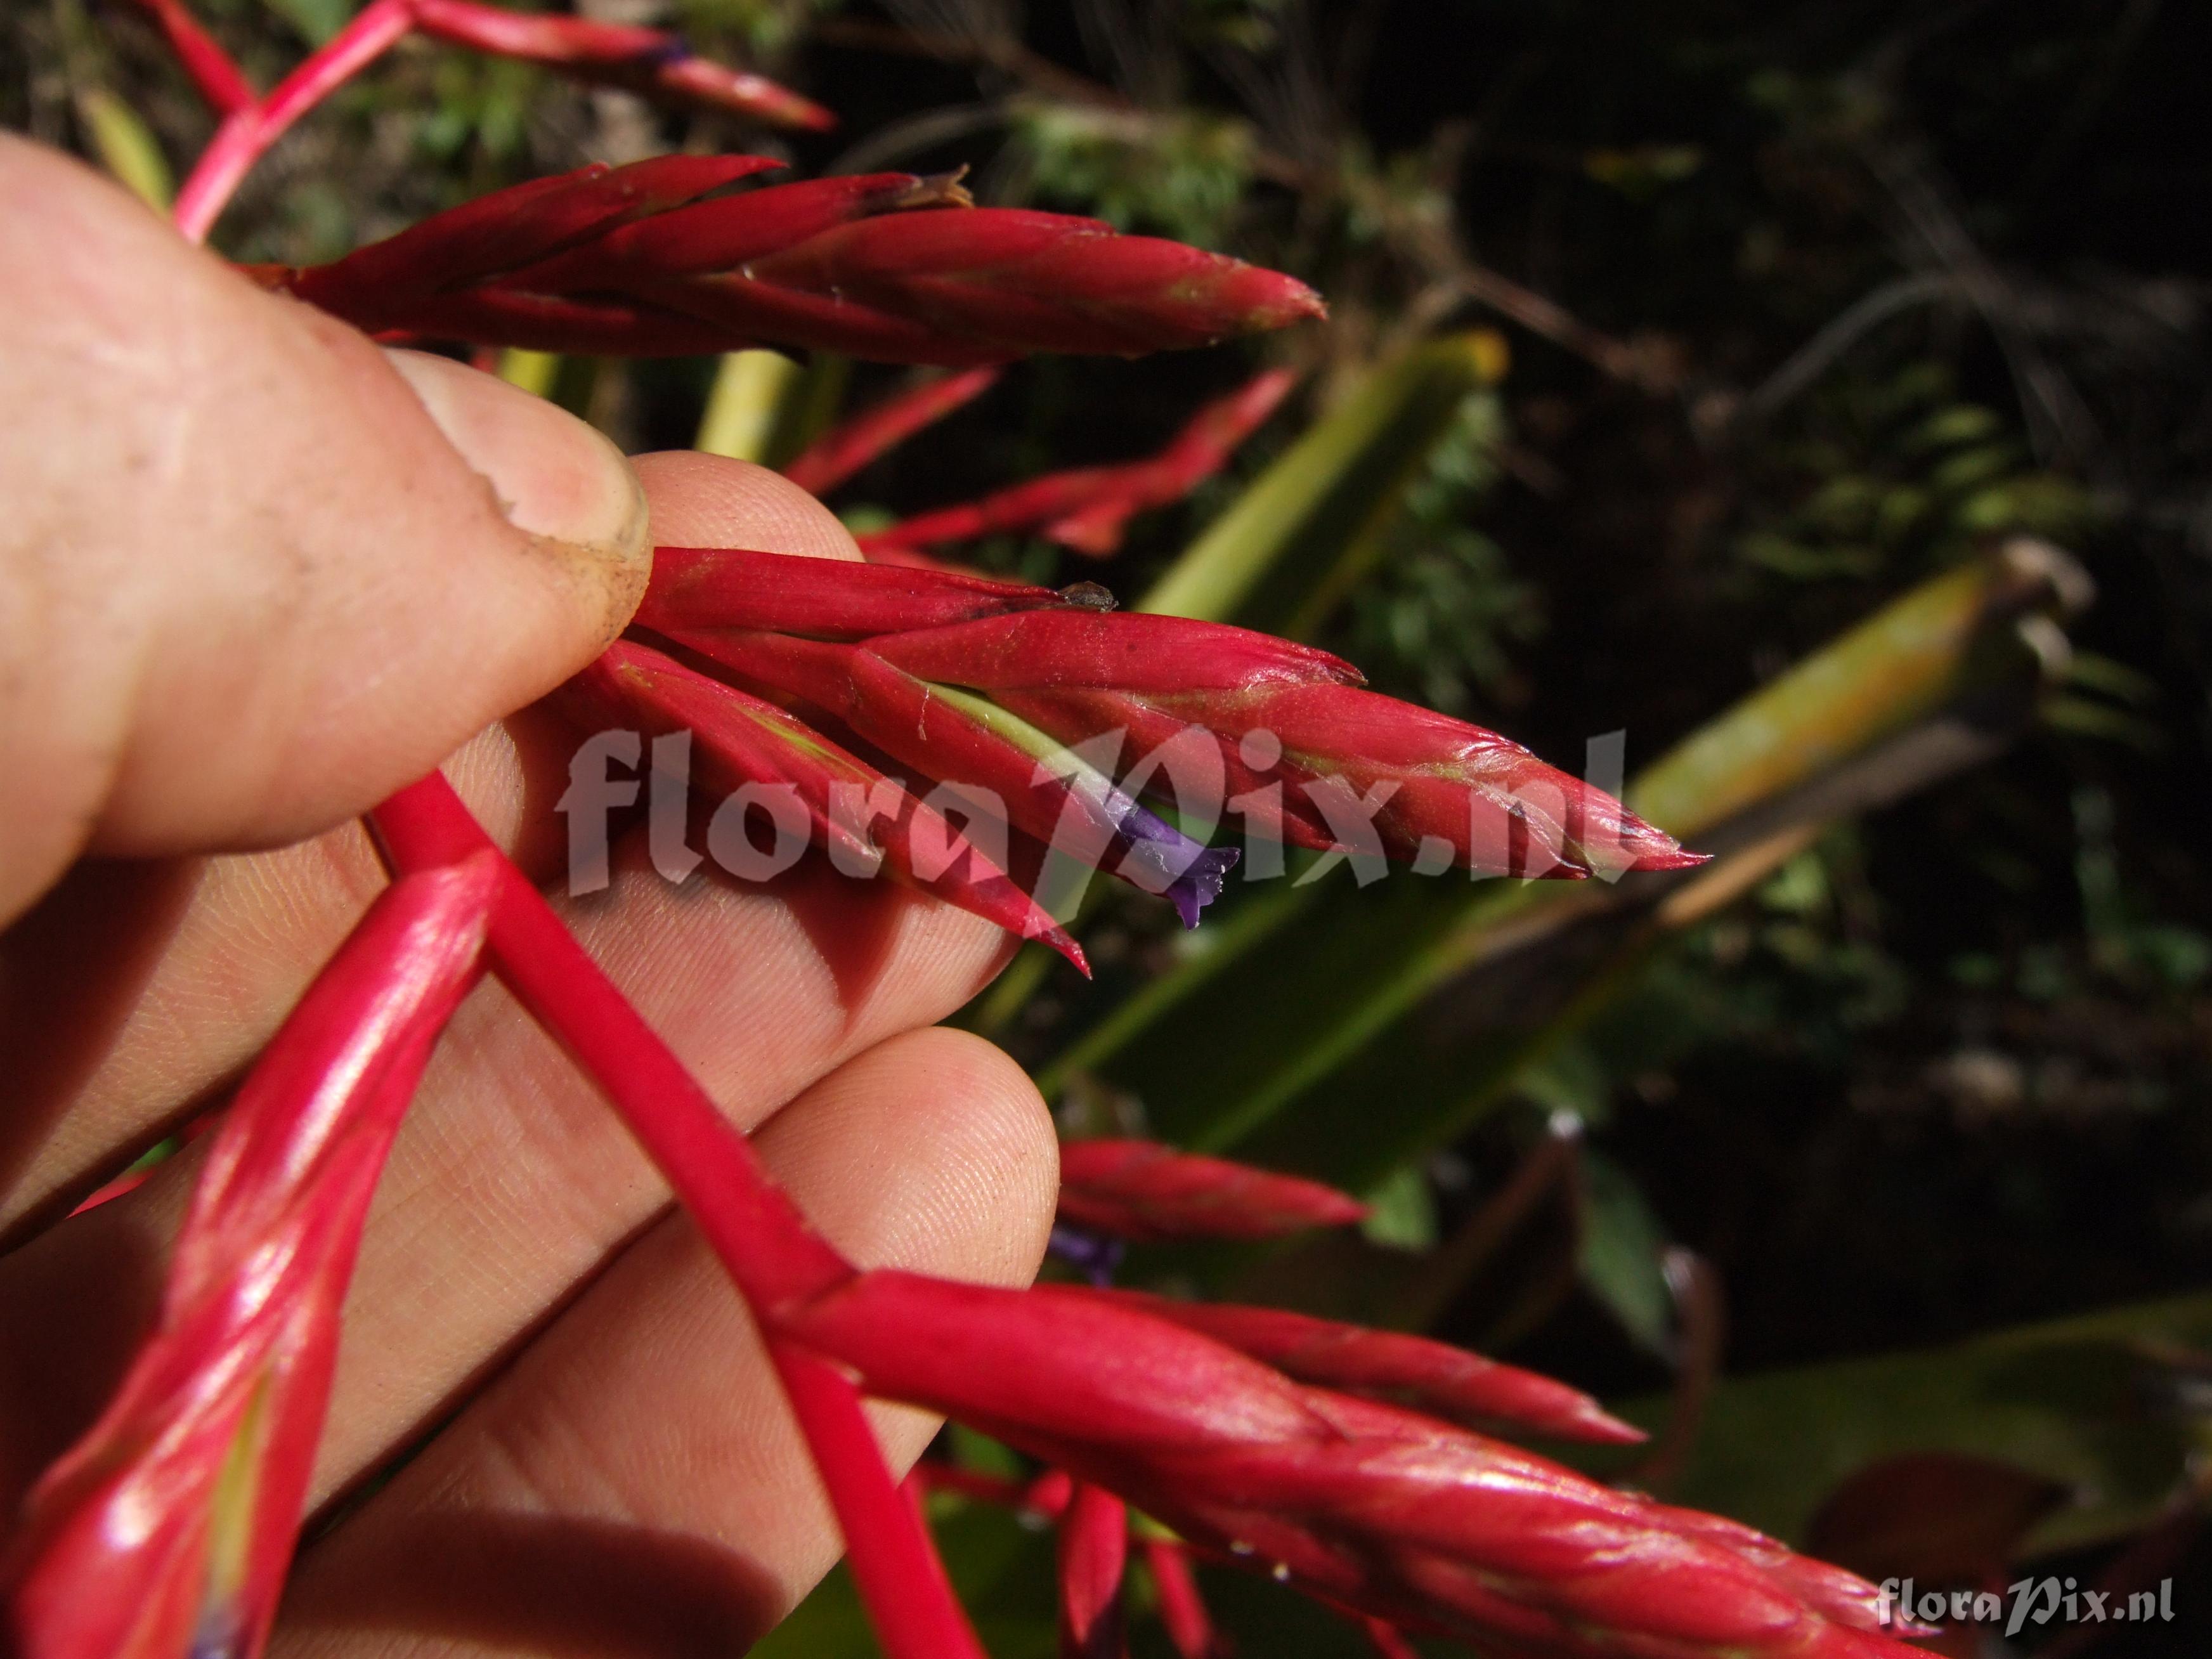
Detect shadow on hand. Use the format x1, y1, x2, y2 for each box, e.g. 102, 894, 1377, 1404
286, 1508, 787, 1656
0, 1188, 167, 1515
621, 786, 1008, 1029
0, 857, 207, 1244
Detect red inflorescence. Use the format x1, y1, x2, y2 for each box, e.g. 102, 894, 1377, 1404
254, 160, 1326, 364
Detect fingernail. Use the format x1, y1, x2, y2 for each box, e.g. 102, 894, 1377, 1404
382, 348, 647, 558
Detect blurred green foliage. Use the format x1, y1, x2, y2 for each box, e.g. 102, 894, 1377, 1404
1013, 102, 1254, 245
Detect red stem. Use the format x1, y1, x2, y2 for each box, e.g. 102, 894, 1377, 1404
368, 773, 847, 1308
776, 1347, 991, 1659
368, 771, 989, 1659
173, 0, 414, 243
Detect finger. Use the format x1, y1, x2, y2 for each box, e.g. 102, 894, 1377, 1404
0, 453, 848, 1232
0, 136, 648, 926
275, 1027, 1057, 1658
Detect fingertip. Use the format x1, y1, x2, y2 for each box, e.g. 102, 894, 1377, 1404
382, 349, 650, 646
632, 451, 865, 563
762, 1025, 1059, 1290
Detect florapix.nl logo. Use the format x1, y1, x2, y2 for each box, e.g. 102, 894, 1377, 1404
554, 721, 1644, 905
1878, 1575, 2176, 1640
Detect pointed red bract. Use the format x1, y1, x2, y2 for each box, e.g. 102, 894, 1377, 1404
782, 367, 1004, 496
1093, 1291, 1643, 1445
869, 611, 1696, 877
1056, 1140, 1369, 1241
745, 209, 1322, 361
1, 858, 495, 1659
1059, 1483, 1130, 1659
272, 156, 779, 319
261, 160, 1325, 363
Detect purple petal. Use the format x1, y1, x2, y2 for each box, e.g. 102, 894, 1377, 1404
1047, 1223, 1125, 1287
1110, 797, 1239, 926
1166, 845, 1240, 928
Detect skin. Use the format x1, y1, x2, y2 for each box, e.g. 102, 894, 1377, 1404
0, 135, 1058, 1653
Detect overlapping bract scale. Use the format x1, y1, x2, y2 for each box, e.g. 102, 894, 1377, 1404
257, 160, 1325, 365
562, 641, 1085, 970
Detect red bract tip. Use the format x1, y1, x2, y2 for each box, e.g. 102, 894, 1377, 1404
781, 367, 1004, 497
740, 209, 1326, 363
1093, 1292, 1644, 1445
1056, 1140, 1368, 1242
1058, 1483, 1130, 1659
562, 642, 1088, 973
1, 858, 495, 1659
408, 0, 834, 129
267, 162, 1324, 363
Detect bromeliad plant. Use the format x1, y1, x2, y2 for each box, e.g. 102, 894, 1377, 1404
4, 8, 1937, 1659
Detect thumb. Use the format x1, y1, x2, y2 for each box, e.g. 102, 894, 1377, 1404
0, 136, 649, 924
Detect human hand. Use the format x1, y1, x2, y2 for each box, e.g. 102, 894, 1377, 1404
0, 134, 1055, 1655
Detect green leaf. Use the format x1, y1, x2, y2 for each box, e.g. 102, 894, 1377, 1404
257, 0, 351, 46
1597, 1291, 2212, 1556
495, 349, 561, 400
1138, 334, 1506, 628
73, 88, 172, 210
696, 351, 803, 464
1577, 1153, 1674, 1355
1358, 1162, 1438, 1251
